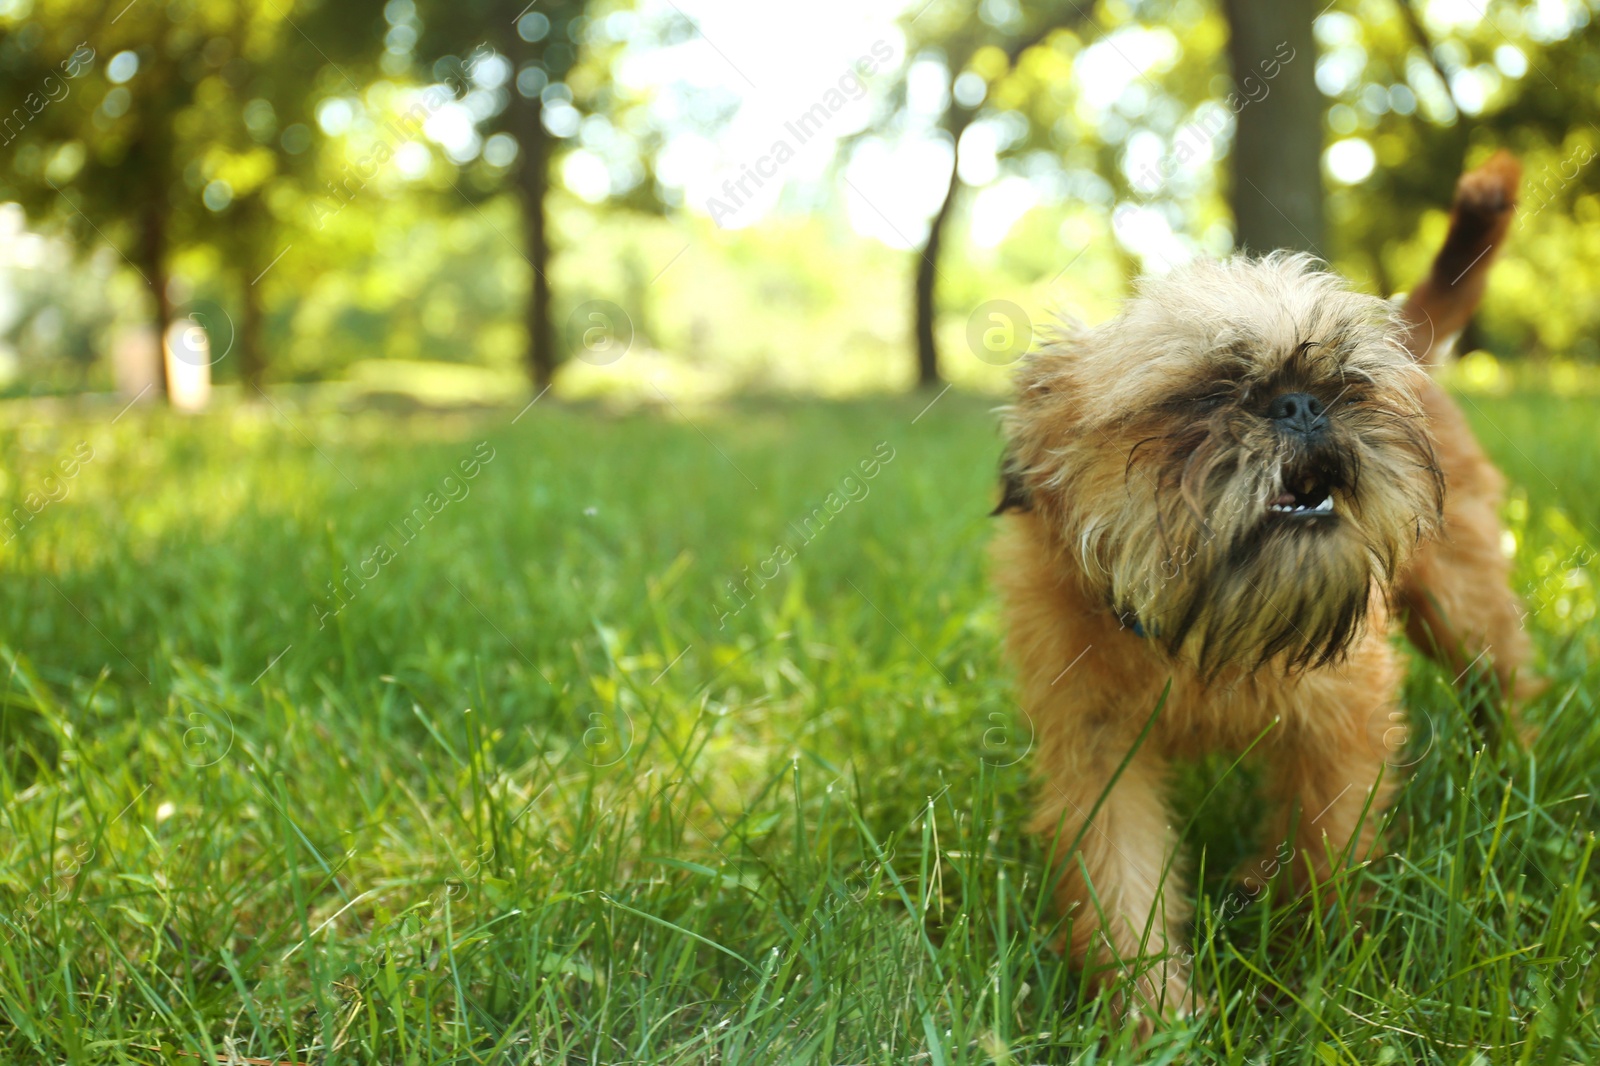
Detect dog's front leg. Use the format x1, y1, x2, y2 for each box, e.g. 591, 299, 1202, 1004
994, 517, 1195, 1029
1030, 722, 1194, 1030
1257, 640, 1403, 893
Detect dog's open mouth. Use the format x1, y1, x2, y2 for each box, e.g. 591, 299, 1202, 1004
1266, 461, 1338, 519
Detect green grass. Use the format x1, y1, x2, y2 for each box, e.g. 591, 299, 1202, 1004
0, 388, 1595, 1064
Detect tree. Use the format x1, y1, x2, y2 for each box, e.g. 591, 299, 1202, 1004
895, 0, 1094, 387
171, 2, 373, 393
0, 0, 197, 398
1220, 0, 1324, 254
1313, 0, 1600, 357
408, 0, 634, 393
0, 0, 368, 399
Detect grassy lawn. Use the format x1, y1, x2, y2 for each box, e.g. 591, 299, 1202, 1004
0, 387, 1596, 1064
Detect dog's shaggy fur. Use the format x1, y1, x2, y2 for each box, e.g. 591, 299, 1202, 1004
992, 152, 1537, 1027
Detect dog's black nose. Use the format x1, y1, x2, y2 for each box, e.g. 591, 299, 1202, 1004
1266, 392, 1327, 436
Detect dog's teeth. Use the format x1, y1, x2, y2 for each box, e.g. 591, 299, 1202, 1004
1268, 496, 1334, 516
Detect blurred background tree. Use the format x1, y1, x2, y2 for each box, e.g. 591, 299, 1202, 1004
0, 0, 1595, 401
408, 0, 650, 391
884, 0, 1094, 387
1222, 0, 1324, 253
885, 0, 1241, 384
0, 0, 375, 398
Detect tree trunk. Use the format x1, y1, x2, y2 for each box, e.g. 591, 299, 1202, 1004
139, 196, 172, 400
239, 267, 266, 393
513, 93, 554, 393
1221, 0, 1324, 254
914, 117, 967, 389
237, 196, 267, 394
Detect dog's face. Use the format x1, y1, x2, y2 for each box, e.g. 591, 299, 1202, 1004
1001, 253, 1444, 675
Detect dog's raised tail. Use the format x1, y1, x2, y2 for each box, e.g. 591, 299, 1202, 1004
1398, 150, 1520, 365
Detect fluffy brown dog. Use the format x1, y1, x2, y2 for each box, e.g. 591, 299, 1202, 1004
991, 153, 1536, 1027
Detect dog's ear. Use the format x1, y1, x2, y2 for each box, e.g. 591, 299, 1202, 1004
992, 450, 1032, 515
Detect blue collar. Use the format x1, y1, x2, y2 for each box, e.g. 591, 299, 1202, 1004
1119, 611, 1155, 639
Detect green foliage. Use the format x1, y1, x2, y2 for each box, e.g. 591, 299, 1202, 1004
904, 0, 1600, 365
1315, 0, 1600, 358
0, 390, 1595, 1062
5, 0, 1600, 397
